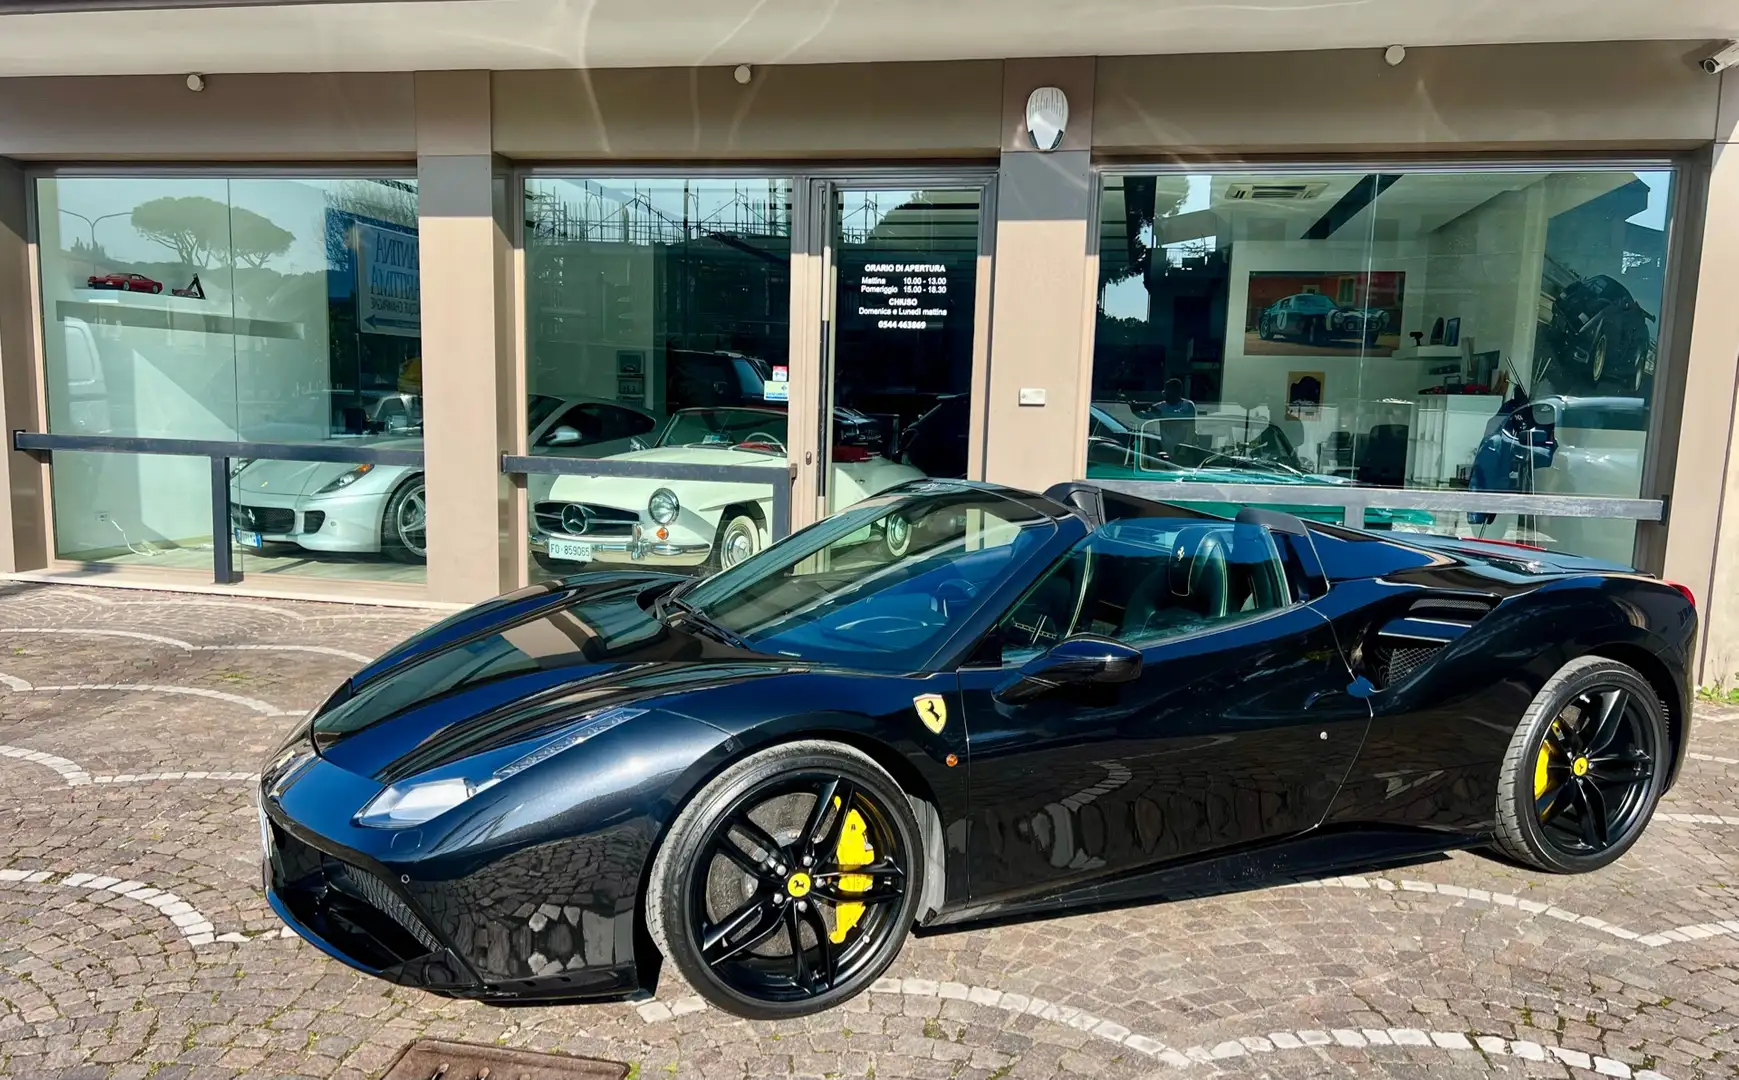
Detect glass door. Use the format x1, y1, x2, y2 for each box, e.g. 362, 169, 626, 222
802, 178, 993, 524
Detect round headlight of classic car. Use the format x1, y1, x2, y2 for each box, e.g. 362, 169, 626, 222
648, 487, 680, 525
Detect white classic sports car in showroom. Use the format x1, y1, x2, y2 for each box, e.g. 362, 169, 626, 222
532, 405, 925, 572
230, 395, 656, 564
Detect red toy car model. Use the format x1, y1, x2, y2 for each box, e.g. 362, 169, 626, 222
86, 272, 163, 294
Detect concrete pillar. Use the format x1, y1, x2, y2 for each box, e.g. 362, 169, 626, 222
0, 157, 47, 572
982, 58, 1098, 492
1671, 72, 1739, 686
415, 71, 517, 603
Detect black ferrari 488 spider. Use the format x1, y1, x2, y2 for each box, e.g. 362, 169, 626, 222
259, 480, 1695, 1018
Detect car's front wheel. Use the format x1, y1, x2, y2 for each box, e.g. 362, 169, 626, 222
1493, 656, 1667, 873
646, 741, 924, 1019
380, 477, 427, 564
714, 512, 763, 570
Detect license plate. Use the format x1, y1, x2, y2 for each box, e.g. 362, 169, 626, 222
547, 537, 594, 563
234, 528, 262, 548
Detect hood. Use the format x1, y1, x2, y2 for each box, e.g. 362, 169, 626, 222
303, 572, 801, 779
235, 437, 421, 497
546, 445, 782, 512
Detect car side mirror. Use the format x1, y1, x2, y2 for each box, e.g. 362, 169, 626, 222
993, 635, 1142, 705
547, 425, 583, 447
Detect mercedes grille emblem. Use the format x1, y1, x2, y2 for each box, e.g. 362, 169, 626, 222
559, 504, 590, 536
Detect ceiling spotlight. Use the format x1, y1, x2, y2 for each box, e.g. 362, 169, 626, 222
1383, 45, 1406, 67
185, 73, 206, 92
733, 65, 752, 85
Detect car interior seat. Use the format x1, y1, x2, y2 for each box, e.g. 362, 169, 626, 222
1121, 526, 1230, 639
1356, 424, 1409, 487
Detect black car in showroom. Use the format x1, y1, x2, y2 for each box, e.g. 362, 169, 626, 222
259, 479, 1694, 1019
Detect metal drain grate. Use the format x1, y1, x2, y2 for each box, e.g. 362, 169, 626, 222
381, 1039, 628, 1080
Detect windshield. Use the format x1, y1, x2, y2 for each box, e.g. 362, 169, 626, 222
1293, 294, 1337, 312
657, 408, 789, 451
680, 484, 1057, 669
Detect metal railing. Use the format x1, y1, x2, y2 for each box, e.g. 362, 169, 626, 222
1087, 479, 1666, 525
13, 430, 424, 584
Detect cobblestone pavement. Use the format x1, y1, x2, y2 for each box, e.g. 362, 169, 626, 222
1, 580, 1737, 1080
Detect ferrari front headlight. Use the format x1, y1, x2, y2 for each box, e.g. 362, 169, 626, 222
648, 487, 680, 525
356, 775, 497, 829
316, 463, 375, 494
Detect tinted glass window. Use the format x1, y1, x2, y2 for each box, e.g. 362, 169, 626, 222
37, 175, 428, 586
523, 177, 791, 579
1090, 168, 1674, 567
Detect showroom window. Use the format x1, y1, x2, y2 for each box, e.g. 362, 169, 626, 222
522, 176, 792, 579
36, 175, 426, 584
1089, 167, 1675, 566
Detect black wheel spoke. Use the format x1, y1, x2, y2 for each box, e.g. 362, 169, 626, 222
811, 878, 903, 906
703, 899, 783, 964
1536, 780, 1576, 827
1585, 689, 1628, 755
799, 777, 842, 853
1587, 749, 1653, 786
785, 906, 809, 985
799, 903, 835, 989
727, 815, 785, 865
1576, 778, 1611, 848
714, 833, 784, 884
812, 780, 858, 858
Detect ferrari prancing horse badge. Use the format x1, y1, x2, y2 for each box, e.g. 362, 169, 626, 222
912, 693, 948, 734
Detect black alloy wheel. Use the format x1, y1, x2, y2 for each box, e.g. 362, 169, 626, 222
1494, 656, 1667, 872
647, 741, 923, 1018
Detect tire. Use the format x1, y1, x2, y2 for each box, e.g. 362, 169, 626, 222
1258, 317, 1273, 341
711, 511, 763, 570
379, 476, 428, 564
1307, 319, 1327, 347
646, 740, 924, 1019
1492, 656, 1668, 873
1589, 331, 1610, 384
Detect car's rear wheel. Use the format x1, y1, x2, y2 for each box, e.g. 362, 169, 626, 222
646, 741, 923, 1019
1493, 656, 1667, 873
380, 476, 427, 564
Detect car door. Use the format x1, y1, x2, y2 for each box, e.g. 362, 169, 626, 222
957, 515, 1369, 907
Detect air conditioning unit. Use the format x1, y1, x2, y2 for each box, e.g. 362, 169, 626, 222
1223, 181, 1329, 201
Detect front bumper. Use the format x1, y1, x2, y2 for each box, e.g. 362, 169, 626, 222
232, 489, 384, 555
259, 760, 644, 1003
529, 531, 712, 568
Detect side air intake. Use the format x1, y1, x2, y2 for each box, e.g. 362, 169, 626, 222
1367, 595, 1495, 688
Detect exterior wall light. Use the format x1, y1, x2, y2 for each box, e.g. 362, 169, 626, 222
1024, 86, 1068, 151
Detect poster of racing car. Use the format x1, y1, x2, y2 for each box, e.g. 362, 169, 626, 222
1245, 270, 1405, 357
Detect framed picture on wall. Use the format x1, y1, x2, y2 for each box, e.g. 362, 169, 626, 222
1443, 317, 1462, 347
1245, 270, 1406, 358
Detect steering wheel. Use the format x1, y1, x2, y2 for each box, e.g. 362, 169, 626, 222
736, 431, 787, 454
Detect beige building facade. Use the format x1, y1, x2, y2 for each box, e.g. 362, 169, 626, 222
2, 24, 1739, 681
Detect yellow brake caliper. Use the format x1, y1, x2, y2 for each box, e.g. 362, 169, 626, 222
1534, 718, 1562, 801
830, 797, 874, 944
